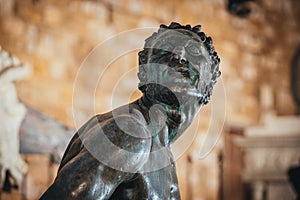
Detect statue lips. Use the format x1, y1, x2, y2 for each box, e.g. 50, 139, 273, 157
161, 55, 203, 105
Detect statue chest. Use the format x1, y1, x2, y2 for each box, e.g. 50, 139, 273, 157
110, 165, 181, 200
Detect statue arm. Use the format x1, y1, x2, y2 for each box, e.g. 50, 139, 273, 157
40, 148, 134, 200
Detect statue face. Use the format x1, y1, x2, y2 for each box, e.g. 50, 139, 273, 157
139, 28, 218, 140
146, 29, 214, 109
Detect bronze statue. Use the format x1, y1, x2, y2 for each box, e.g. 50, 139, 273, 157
40, 22, 221, 200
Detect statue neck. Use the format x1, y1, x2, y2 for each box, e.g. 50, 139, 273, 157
136, 95, 181, 146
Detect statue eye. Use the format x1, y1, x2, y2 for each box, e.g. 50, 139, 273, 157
161, 44, 174, 52
187, 45, 201, 56
154, 41, 174, 53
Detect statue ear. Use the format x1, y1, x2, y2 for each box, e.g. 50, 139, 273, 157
138, 63, 149, 93
138, 49, 151, 93
138, 50, 148, 65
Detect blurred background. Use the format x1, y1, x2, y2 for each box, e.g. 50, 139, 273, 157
0, 0, 299, 199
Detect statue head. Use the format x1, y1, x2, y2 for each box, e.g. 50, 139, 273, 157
138, 22, 220, 107
137, 22, 221, 142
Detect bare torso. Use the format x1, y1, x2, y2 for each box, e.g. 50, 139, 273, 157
40, 101, 181, 200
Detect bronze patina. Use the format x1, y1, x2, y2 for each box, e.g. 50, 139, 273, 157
40, 22, 221, 200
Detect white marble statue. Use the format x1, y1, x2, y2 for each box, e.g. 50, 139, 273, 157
0, 46, 29, 190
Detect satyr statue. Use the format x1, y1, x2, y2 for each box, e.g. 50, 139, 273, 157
40, 22, 221, 200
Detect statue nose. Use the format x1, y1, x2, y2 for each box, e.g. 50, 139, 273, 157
173, 46, 186, 62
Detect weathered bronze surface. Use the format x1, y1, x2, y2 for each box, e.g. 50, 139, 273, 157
40, 22, 220, 200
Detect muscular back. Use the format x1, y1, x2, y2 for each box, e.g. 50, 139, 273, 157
40, 105, 152, 199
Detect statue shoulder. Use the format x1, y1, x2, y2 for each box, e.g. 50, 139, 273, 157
101, 108, 151, 153
78, 108, 152, 172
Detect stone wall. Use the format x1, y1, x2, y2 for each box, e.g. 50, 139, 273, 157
0, 0, 299, 199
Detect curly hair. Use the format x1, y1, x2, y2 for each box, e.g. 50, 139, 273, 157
138, 22, 221, 105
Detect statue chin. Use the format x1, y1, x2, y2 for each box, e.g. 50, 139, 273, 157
144, 84, 180, 108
